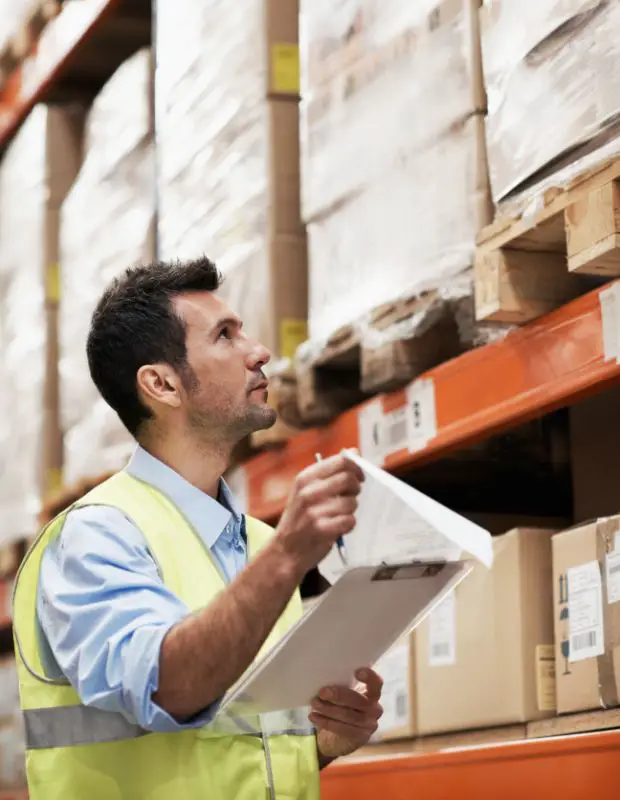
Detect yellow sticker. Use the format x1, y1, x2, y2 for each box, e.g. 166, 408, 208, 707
535, 644, 557, 712
280, 318, 307, 360
271, 43, 300, 95
46, 262, 60, 304
45, 467, 63, 499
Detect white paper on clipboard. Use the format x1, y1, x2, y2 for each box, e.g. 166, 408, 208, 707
219, 560, 472, 718
319, 451, 493, 584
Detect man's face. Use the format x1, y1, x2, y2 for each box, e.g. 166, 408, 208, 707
172, 291, 276, 439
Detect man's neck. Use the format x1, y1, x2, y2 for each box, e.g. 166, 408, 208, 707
139, 433, 231, 499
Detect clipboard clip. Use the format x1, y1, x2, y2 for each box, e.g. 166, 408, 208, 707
372, 561, 448, 581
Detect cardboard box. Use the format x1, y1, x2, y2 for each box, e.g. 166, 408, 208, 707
481, 0, 620, 204
60, 51, 154, 485
553, 517, 620, 714
301, 0, 486, 223
218, 233, 308, 361
376, 528, 557, 740
0, 105, 83, 542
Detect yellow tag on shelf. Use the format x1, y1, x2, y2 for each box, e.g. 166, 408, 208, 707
46, 262, 60, 304
271, 43, 300, 94
280, 318, 307, 360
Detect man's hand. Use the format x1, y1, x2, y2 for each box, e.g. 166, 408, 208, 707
274, 453, 364, 575
310, 668, 383, 761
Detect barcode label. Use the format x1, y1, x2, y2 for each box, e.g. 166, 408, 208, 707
383, 408, 408, 453
358, 400, 386, 465
568, 561, 605, 662
571, 631, 598, 652
431, 642, 452, 659
428, 591, 456, 667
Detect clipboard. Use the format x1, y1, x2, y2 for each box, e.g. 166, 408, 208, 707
219, 560, 472, 717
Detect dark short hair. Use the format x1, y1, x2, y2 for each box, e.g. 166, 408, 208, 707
87, 257, 221, 436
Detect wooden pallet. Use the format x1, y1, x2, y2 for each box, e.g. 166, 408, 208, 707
0, 0, 60, 81
295, 292, 462, 426
475, 153, 620, 324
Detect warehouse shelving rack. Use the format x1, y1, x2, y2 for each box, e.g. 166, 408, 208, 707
1, 4, 620, 795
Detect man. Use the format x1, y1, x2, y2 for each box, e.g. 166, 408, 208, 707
13, 257, 383, 800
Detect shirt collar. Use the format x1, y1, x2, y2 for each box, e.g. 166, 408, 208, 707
125, 445, 241, 549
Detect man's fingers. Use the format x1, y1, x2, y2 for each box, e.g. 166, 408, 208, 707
310, 495, 358, 521
299, 454, 365, 486
300, 473, 363, 507
317, 686, 370, 713
309, 710, 378, 739
355, 668, 383, 703
315, 514, 356, 537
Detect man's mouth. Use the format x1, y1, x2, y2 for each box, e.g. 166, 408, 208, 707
248, 380, 268, 394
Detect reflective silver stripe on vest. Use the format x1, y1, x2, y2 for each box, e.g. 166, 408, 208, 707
24, 706, 315, 749
24, 706, 148, 750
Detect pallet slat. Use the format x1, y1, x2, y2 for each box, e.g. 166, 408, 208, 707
476, 156, 620, 324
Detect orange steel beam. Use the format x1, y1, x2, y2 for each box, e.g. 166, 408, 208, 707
0, 0, 121, 147
320, 731, 620, 800
247, 283, 620, 520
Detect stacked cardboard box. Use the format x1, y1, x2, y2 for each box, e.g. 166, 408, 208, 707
300, 0, 490, 347
552, 516, 620, 714
481, 0, 620, 212
375, 528, 557, 739
59, 49, 154, 486
0, 105, 83, 543
155, 0, 308, 363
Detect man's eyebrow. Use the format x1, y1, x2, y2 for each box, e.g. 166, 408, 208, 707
210, 316, 243, 333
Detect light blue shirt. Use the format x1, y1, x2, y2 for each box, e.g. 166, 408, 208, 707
36, 446, 247, 733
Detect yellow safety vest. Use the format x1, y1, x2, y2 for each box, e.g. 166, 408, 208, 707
12, 471, 320, 800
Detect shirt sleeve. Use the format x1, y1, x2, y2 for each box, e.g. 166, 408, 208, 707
37, 505, 221, 733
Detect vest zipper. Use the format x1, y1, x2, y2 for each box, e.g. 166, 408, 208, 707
260, 722, 276, 800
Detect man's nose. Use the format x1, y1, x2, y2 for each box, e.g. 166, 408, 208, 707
246, 339, 271, 371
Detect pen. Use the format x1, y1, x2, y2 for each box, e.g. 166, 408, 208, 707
315, 452, 348, 565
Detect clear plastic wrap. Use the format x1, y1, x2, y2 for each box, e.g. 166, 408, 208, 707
59, 50, 154, 482
156, 0, 272, 262
155, 0, 306, 358
482, 0, 620, 203
0, 0, 31, 57
0, 106, 83, 543
306, 116, 488, 342
63, 400, 135, 487
300, 0, 484, 221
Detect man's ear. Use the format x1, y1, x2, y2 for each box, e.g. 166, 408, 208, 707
137, 364, 182, 410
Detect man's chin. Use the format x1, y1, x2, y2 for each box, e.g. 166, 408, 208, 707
248, 404, 278, 432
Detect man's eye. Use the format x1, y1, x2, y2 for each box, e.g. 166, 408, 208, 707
218, 326, 232, 340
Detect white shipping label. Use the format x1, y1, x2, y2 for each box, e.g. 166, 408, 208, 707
406, 379, 437, 454
381, 406, 410, 459
599, 283, 620, 363
568, 561, 605, 662
428, 590, 456, 667
606, 550, 620, 605
374, 640, 411, 734
358, 400, 386, 465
